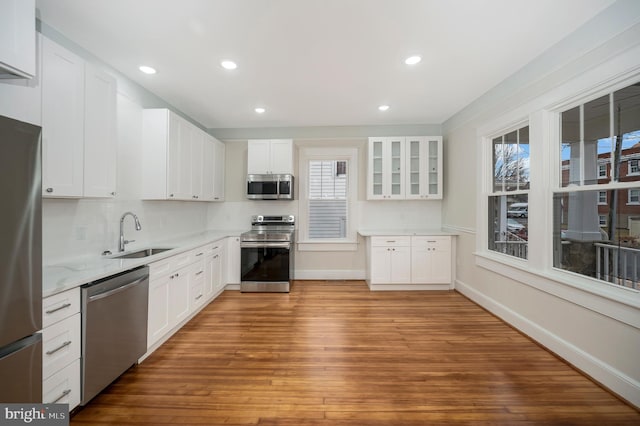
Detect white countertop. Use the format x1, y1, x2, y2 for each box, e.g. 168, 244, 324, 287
43, 230, 244, 298
358, 229, 458, 237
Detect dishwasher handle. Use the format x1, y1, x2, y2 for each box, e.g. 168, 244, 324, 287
87, 276, 147, 303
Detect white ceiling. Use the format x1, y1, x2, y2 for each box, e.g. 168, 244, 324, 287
36, 0, 616, 129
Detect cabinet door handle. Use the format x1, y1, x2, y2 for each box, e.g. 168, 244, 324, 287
45, 303, 71, 314
213, 255, 219, 259
46, 340, 72, 355
46, 188, 53, 193
51, 389, 71, 404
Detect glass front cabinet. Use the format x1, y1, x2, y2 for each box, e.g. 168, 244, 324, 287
367, 136, 443, 200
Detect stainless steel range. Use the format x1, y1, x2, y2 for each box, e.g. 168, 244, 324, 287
240, 215, 295, 292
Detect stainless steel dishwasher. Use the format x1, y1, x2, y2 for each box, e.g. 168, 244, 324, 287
81, 266, 149, 405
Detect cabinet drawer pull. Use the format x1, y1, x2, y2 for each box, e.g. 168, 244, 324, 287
195, 294, 203, 300
46, 340, 72, 355
386, 240, 396, 243
45, 303, 71, 314
196, 252, 204, 256
213, 255, 219, 259
196, 271, 204, 276
51, 389, 71, 404
427, 240, 436, 243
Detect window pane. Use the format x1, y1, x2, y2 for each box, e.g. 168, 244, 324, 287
492, 136, 503, 192
614, 84, 640, 183
584, 95, 610, 186
561, 106, 580, 187
553, 187, 640, 289
488, 194, 528, 259
518, 126, 530, 190
503, 130, 518, 191
308, 160, 348, 239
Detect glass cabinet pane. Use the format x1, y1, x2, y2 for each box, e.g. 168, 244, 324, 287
409, 140, 420, 195
429, 139, 438, 195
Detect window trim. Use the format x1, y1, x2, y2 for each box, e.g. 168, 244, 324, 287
628, 188, 640, 205
598, 163, 608, 178
298, 147, 358, 251
629, 158, 640, 176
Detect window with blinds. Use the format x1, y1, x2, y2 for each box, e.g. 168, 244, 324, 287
308, 160, 348, 238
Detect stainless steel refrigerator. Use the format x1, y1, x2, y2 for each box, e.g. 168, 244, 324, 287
0, 114, 42, 403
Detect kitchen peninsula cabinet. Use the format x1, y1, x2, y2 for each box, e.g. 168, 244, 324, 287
142, 108, 224, 201
41, 36, 117, 198
247, 139, 293, 174
367, 136, 443, 200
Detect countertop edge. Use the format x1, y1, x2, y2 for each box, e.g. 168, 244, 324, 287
43, 230, 243, 298
358, 229, 459, 237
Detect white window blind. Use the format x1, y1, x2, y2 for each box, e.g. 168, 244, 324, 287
308, 160, 347, 238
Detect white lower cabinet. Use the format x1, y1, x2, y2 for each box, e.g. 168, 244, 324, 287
145, 239, 228, 356
42, 288, 81, 410
369, 237, 411, 284
411, 236, 452, 284
366, 235, 453, 290
226, 236, 241, 286
43, 358, 80, 407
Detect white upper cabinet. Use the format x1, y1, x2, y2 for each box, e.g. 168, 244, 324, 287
405, 136, 443, 200
83, 63, 117, 198
143, 108, 222, 201
212, 136, 225, 201
247, 139, 293, 174
367, 137, 405, 200
41, 36, 117, 198
41, 36, 85, 197
368, 136, 443, 200
0, 0, 36, 79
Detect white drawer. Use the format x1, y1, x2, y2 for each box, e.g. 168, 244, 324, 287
42, 313, 81, 380
43, 358, 80, 409
371, 236, 411, 247
42, 288, 80, 328
411, 236, 451, 250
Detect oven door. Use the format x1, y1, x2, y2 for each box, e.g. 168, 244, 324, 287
240, 241, 290, 292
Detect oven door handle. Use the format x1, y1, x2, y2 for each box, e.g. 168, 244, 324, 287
240, 241, 291, 249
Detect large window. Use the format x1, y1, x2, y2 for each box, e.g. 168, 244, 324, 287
487, 125, 530, 259
298, 147, 358, 249
554, 81, 640, 290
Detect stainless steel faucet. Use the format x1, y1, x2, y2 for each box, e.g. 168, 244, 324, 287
119, 212, 142, 252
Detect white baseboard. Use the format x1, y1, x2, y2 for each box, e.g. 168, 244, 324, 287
455, 278, 640, 409
293, 269, 366, 280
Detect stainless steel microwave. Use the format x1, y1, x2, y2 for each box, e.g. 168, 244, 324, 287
247, 174, 294, 200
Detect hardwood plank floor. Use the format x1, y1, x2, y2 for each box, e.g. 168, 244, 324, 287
71, 280, 639, 425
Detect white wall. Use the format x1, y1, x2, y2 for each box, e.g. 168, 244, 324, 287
208, 137, 443, 278
442, 0, 640, 407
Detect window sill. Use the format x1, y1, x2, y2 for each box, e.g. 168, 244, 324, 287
474, 250, 640, 328
297, 241, 358, 252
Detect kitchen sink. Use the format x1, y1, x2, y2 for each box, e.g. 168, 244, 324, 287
112, 248, 173, 259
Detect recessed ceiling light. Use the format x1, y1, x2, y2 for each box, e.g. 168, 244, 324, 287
378, 105, 390, 111
139, 65, 156, 74
404, 55, 422, 65
255, 107, 266, 114
221, 60, 237, 70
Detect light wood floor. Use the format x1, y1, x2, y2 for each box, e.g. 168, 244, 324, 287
71, 280, 639, 425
